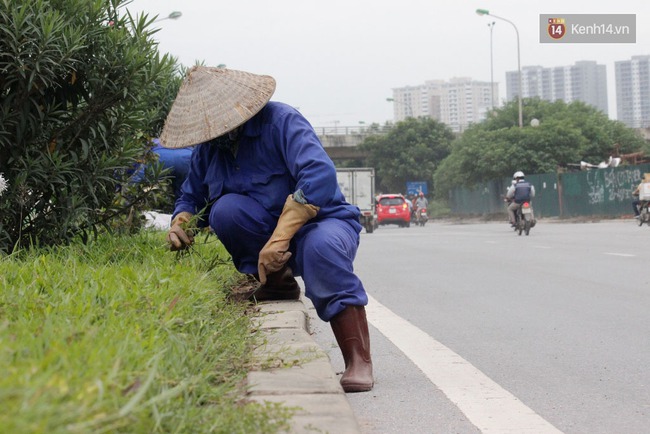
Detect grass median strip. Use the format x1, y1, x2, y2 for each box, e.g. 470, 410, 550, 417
0, 230, 292, 433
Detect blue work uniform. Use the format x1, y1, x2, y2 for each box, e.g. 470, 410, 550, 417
130, 139, 194, 201
151, 139, 194, 201
172, 101, 368, 321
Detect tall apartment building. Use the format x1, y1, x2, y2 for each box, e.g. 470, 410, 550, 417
615, 55, 650, 128
505, 60, 608, 115
390, 78, 495, 132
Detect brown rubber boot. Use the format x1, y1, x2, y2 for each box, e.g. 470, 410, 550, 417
330, 305, 374, 393
230, 266, 300, 302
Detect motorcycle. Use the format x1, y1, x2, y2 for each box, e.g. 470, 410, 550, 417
638, 201, 650, 226
416, 208, 428, 226
513, 201, 534, 236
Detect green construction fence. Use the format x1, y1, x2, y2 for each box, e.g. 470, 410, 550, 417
449, 163, 650, 218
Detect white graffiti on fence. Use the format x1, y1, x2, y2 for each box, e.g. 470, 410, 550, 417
586, 171, 605, 205
605, 169, 641, 202
586, 169, 641, 204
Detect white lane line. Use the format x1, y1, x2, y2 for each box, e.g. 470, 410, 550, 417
366, 294, 563, 434
604, 252, 635, 257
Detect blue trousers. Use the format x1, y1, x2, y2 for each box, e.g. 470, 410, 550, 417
210, 194, 368, 321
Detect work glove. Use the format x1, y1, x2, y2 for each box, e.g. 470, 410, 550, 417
258, 195, 319, 284
167, 211, 195, 251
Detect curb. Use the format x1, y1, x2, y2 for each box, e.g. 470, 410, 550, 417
246, 299, 361, 434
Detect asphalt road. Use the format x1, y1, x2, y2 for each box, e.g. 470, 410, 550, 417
308, 219, 650, 434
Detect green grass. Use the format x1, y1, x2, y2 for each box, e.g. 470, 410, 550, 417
0, 230, 291, 433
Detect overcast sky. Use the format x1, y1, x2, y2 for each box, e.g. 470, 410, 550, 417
126, 0, 650, 128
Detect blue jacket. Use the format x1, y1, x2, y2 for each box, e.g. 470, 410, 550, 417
173, 102, 359, 222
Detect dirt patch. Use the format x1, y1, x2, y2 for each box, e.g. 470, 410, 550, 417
227, 274, 260, 303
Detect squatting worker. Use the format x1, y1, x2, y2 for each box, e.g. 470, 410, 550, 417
159, 66, 373, 393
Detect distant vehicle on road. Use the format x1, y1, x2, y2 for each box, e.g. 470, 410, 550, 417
376, 193, 410, 228
336, 167, 377, 233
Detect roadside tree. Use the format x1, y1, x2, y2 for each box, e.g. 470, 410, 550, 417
359, 117, 454, 194
434, 98, 648, 198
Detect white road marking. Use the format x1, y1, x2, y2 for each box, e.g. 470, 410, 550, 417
603, 252, 635, 257
366, 294, 563, 434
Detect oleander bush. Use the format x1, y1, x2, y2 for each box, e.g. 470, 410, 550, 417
0, 0, 183, 254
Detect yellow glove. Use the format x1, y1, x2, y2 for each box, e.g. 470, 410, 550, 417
167, 211, 194, 251
258, 195, 319, 284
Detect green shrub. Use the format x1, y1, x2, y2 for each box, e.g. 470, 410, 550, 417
0, 0, 182, 253
426, 198, 451, 219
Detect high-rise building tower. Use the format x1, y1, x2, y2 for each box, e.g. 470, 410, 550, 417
615, 55, 650, 128
391, 78, 495, 132
506, 60, 608, 115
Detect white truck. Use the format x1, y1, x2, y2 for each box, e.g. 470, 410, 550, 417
336, 167, 377, 233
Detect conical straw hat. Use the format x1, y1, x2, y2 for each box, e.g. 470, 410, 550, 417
160, 66, 276, 149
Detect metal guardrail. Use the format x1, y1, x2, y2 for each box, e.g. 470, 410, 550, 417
312, 125, 392, 136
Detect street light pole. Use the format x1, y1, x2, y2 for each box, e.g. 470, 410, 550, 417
476, 9, 523, 128
387, 97, 411, 122
488, 21, 496, 110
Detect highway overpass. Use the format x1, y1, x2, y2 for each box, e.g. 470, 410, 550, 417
314, 125, 391, 162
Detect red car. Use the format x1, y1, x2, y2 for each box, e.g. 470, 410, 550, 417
376, 194, 411, 228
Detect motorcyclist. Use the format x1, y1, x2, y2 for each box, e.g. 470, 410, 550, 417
506, 171, 535, 226
632, 173, 650, 218
414, 192, 428, 223
415, 191, 428, 210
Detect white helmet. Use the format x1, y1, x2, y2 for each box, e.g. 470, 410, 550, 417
513, 171, 525, 179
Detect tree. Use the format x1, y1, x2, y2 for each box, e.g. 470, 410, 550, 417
358, 117, 454, 194
0, 0, 182, 253
433, 98, 648, 198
